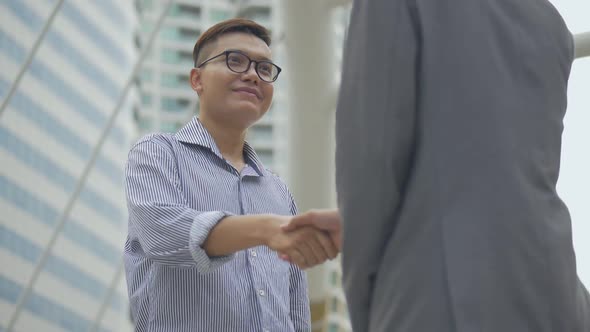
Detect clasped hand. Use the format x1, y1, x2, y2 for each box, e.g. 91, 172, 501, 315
266, 209, 342, 269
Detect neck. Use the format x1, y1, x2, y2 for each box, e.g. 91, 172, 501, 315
199, 114, 247, 169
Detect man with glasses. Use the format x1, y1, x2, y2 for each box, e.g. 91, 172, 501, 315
124, 18, 338, 332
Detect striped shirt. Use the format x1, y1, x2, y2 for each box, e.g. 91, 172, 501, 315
124, 117, 310, 332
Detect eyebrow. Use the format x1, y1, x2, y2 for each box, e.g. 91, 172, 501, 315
225, 49, 273, 62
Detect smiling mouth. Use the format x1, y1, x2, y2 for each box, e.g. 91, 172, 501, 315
234, 90, 260, 99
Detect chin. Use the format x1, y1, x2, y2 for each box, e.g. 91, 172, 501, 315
235, 101, 267, 116
224, 105, 265, 127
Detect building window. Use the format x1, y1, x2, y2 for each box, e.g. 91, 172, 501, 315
256, 149, 273, 166
160, 73, 189, 88
331, 297, 339, 312
179, 27, 201, 43
240, 6, 271, 25
140, 69, 152, 82
161, 49, 180, 64
160, 121, 183, 132
210, 8, 231, 22
161, 73, 178, 88
138, 0, 153, 11
138, 116, 153, 130
160, 26, 179, 40
328, 323, 339, 332
179, 50, 195, 67
161, 97, 190, 112
170, 4, 201, 20
141, 93, 152, 106
249, 125, 273, 141
141, 21, 153, 34
330, 270, 339, 286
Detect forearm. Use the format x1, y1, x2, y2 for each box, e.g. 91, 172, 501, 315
203, 214, 281, 256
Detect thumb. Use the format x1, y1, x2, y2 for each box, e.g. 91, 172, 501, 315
280, 220, 297, 231
281, 215, 311, 231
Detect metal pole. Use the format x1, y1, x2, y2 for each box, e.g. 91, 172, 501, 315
87, 259, 125, 332
574, 32, 590, 60
4, 0, 175, 330
0, 0, 64, 120
281, 0, 338, 308
325, 0, 352, 9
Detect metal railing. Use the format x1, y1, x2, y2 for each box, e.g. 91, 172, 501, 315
0, 0, 64, 119
575, 32, 590, 59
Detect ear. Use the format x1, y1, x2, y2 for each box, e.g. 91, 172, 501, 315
190, 68, 203, 96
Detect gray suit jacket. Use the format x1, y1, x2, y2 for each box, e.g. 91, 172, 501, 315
335, 0, 589, 331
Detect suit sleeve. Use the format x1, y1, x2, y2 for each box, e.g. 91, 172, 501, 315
335, 0, 420, 330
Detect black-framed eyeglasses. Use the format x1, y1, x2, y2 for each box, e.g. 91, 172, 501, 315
196, 50, 282, 83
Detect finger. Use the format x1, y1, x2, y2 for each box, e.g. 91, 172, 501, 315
297, 239, 320, 268
302, 232, 329, 265
315, 230, 339, 260
330, 230, 342, 251
278, 253, 292, 262
323, 210, 341, 230
281, 215, 312, 232
308, 210, 341, 232
286, 248, 308, 269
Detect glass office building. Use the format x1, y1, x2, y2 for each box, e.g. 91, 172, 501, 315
0, 0, 137, 331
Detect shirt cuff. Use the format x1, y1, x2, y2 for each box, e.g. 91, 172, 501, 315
189, 211, 235, 273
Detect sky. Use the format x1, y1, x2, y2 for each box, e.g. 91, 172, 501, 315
548, 0, 590, 286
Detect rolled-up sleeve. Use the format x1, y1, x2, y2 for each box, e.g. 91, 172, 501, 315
125, 140, 234, 272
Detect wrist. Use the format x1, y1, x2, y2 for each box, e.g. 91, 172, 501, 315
257, 214, 286, 247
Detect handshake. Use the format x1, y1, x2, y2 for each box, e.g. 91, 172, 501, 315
266, 209, 342, 269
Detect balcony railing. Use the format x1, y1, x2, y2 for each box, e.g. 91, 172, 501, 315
575, 32, 590, 59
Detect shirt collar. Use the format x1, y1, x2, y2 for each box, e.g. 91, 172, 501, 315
175, 117, 266, 177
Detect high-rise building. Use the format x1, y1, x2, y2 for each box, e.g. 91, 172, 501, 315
135, 0, 288, 175
0, 0, 137, 331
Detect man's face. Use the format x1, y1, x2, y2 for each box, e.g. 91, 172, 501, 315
191, 32, 274, 129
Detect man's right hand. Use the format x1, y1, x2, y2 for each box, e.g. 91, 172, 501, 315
281, 209, 342, 250
264, 216, 338, 269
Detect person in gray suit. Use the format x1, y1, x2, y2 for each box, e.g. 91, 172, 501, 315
332, 0, 590, 331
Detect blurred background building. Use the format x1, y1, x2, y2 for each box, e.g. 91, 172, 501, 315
0, 0, 137, 331
0, 0, 588, 331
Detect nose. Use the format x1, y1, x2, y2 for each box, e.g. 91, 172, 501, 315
241, 62, 259, 83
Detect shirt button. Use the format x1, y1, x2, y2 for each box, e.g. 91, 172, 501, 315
258, 289, 265, 297
263, 329, 269, 332
251, 250, 257, 257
